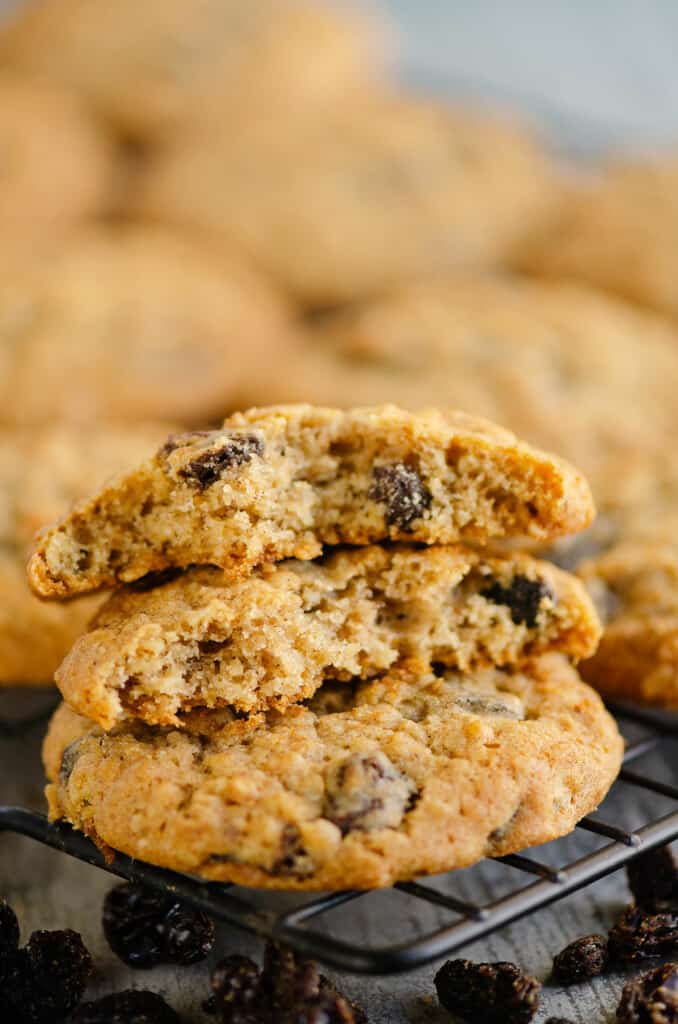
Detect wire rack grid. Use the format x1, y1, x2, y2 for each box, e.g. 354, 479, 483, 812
1, 699, 677, 975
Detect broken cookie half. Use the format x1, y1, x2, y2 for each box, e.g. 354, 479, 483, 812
28, 404, 595, 599
54, 544, 601, 728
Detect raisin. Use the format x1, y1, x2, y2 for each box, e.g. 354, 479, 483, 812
128, 568, 184, 593
0, 900, 19, 955
434, 959, 540, 1024
59, 738, 83, 787
72, 989, 182, 1023
163, 903, 215, 965
0, 900, 20, 990
617, 962, 678, 1024
209, 954, 261, 1022
1, 929, 92, 1023
103, 882, 214, 968
480, 575, 552, 627
544, 1019, 576, 1024
211, 943, 368, 1024
551, 934, 608, 984
609, 905, 678, 961
178, 434, 264, 488
324, 753, 415, 834
272, 825, 315, 878
368, 463, 432, 530
628, 846, 678, 911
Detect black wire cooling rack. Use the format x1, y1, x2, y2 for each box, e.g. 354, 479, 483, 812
1, 699, 677, 975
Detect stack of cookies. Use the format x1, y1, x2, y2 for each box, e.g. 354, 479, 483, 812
35, 405, 622, 889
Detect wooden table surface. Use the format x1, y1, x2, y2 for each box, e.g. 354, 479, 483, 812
3, 3, 678, 1021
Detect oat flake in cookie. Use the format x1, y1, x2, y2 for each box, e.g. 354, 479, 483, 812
54, 545, 600, 729
28, 404, 595, 599
43, 655, 622, 890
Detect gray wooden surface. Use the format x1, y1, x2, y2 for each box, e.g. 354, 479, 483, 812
3, 3, 678, 1021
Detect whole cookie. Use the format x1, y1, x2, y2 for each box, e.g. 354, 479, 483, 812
0, 74, 112, 253
0, 0, 382, 140
0, 225, 296, 426
244, 276, 678, 494
139, 97, 557, 306
55, 544, 600, 728
44, 655, 623, 890
0, 423, 170, 685
516, 154, 678, 320
27, 404, 595, 599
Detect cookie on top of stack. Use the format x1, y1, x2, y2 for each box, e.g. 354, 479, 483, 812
37, 404, 622, 890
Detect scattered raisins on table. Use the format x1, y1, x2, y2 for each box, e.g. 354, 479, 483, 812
208, 942, 367, 1023
608, 905, 678, 961
1, 927, 92, 1023
551, 934, 608, 984
616, 961, 678, 1024
103, 882, 214, 968
72, 989, 182, 1023
434, 959, 540, 1024
627, 845, 678, 911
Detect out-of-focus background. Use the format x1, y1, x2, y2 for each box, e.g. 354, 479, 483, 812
3, 2, 678, 1021
379, 0, 678, 154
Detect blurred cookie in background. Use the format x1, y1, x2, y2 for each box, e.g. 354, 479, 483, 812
0, 73, 113, 254
1, 423, 170, 685
577, 542, 678, 708
516, 153, 678, 321
0, 0, 385, 142
138, 96, 558, 307
245, 275, 678, 491
0, 225, 298, 426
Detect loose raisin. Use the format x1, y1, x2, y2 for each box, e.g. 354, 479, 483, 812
627, 845, 678, 911
368, 463, 431, 530
551, 934, 608, 984
209, 954, 262, 1022
72, 989, 181, 1023
617, 962, 678, 1024
434, 959, 540, 1024
0, 899, 19, 955
609, 906, 678, 962
208, 943, 367, 1024
481, 575, 551, 628
1, 928, 92, 1023
103, 882, 214, 968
